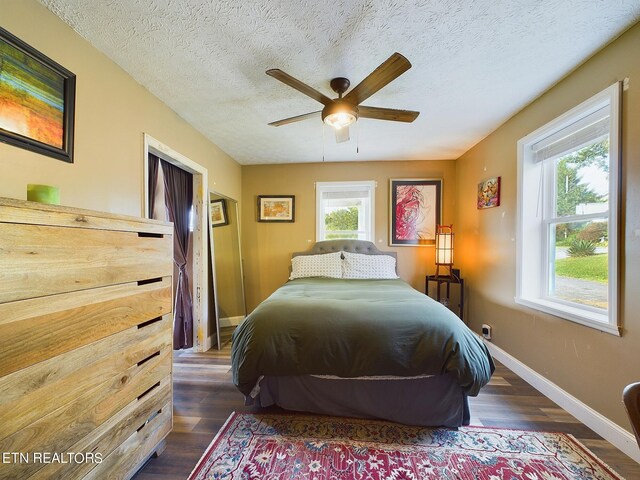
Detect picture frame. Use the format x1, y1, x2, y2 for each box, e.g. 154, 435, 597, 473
477, 176, 501, 209
257, 195, 295, 222
209, 198, 228, 227
389, 179, 442, 246
0, 26, 76, 163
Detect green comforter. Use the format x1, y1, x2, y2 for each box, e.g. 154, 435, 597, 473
232, 278, 494, 397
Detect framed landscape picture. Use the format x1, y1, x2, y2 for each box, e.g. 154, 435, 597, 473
0, 27, 76, 163
210, 198, 228, 227
390, 179, 442, 246
477, 176, 501, 209
257, 195, 295, 222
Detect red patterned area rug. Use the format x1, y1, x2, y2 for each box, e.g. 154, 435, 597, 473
188, 412, 624, 480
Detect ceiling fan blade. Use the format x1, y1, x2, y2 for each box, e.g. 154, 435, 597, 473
266, 69, 334, 106
358, 106, 419, 122
344, 53, 411, 105
268, 111, 321, 127
335, 126, 350, 143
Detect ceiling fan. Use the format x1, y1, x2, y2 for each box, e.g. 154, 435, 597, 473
266, 52, 420, 143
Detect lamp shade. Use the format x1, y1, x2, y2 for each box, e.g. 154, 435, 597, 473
435, 224, 454, 266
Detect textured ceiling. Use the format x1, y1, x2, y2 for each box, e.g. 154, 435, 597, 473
40, 1, 640, 165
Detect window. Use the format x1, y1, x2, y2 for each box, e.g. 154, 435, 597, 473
316, 181, 375, 241
516, 83, 621, 335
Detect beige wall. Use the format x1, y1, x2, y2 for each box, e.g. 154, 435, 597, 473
456, 22, 640, 428
241, 160, 456, 311
0, 0, 241, 215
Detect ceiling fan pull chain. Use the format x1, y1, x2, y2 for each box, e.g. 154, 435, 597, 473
322, 123, 326, 162
356, 122, 359, 154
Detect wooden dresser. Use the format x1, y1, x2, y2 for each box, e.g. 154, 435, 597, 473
0, 198, 174, 480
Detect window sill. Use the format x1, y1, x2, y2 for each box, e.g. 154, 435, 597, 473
515, 297, 620, 336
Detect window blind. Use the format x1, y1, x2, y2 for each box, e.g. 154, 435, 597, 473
531, 105, 610, 163
321, 189, 371, 200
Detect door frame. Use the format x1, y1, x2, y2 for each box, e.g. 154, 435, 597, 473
143, 133, 212, 352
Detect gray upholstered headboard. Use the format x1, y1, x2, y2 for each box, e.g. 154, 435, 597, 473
292, 240, 397, 261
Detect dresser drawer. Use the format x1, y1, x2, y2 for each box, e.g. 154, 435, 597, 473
0, 277, 172, 377
0, 223, 172, 304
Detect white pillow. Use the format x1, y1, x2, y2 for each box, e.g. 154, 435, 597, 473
342, 251, 398, 279
289, 252, 343, 280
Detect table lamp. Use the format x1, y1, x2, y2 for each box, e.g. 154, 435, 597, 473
435, 224, 454, 278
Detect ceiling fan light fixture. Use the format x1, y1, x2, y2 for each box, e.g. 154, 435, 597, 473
322, 102, 358, 129
324, 112, 356, 129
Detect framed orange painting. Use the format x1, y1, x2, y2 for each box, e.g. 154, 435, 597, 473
0, 27, 76, 163
257, 195, 295, 222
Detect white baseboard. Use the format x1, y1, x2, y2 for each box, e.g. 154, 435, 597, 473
219, 315, 244, 327
483, 339, 640, 463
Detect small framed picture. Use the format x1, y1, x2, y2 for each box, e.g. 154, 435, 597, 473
210, 198, 228, 227
258, 195, 295, 222
477, 176, 501, 209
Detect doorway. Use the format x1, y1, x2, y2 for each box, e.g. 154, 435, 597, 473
143, 133, 212, 352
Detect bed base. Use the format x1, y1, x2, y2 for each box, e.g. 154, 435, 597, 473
251, 373, 470, 428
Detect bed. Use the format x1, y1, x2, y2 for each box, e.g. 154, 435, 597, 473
231, 240, 494, 427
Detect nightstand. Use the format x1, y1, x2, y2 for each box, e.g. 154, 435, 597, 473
426, 271, 464, 322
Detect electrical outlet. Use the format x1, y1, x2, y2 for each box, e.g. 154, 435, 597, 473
481, 324, 492, 340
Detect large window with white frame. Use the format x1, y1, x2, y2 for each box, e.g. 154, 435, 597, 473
316, 181, 375, 241
516, 82, 621, 335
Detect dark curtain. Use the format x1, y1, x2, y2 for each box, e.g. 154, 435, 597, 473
148, 153, 159, 218
161, 160, 194, 349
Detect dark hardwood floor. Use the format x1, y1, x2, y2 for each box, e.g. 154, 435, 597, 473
133, 345, 640, 479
